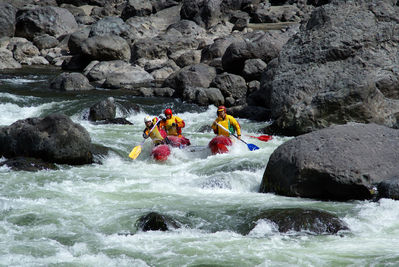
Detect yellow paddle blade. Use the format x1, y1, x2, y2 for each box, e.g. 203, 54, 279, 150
129, 145, 142, 160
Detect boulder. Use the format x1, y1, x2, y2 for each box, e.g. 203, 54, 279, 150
256, 0, 399, 136
80, 34, 131, 61
182, 87, 224, 106
88, 97, 116, 121
50, 72, 94, 91
211, 72, 247, 106
15, 6, 78, 40
0, 48, 21, 70
242, 208, 348, 235
136, 212, 180, 232
259, 123, 399, 201
0, 114, 93, 165
222, 28, 298, 75
0, 3, 17, 38
163, 63, 217, 97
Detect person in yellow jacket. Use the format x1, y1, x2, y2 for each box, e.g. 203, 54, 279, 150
143, 115, 169, 146
211, 105, 241, 139
159, 108, 186, 137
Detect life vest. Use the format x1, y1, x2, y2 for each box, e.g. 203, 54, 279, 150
212, 114, 241, 137
144, 118, 167, 145
160, 115, 185, 137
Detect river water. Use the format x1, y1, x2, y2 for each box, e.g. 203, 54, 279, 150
0, 66, 398, 266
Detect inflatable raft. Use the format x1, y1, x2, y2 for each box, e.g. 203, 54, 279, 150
151, 144, 171, 161
167, 135, 191, 148
151, 136, 191, 161
208, 136, 232, 155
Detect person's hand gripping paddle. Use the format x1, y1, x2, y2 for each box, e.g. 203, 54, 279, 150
129, 119, 161, 160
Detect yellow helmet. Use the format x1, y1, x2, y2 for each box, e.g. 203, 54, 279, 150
144, 115, 152, 123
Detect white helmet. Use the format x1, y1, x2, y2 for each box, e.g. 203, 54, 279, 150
144, 115, 152, 123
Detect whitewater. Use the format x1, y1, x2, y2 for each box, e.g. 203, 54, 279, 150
0, 67, 399, 266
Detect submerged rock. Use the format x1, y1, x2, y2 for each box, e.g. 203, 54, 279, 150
242, 208, 348, 235
136, 212, 180, 232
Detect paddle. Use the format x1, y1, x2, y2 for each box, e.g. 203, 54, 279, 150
248, 135, 273, 142
215, 123, 259, 151
129, 118, 161, 160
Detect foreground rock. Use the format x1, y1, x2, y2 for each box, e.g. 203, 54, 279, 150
136, 212, 180, 232
253, 1, 399, 136
259, 123, 399, 201
242, 208, 348, 235
0, 114, 93, 165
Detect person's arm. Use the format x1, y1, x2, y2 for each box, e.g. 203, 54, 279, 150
212, 119, 219, 134
143, 128, 149, 139
229, 116, 241, 138
175, 116, 185, 128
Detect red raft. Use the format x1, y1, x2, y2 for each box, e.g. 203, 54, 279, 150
167, 135, 191, 148
208, 136, 233, 155
151, 144, 171, 161
151, 136, 191, 161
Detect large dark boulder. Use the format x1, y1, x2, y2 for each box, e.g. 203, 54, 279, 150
259, 123, 399, 201
242, 208, 348, 235
0, 114, 93, 165
15, 6, 78, 40
254, 0, 399, 136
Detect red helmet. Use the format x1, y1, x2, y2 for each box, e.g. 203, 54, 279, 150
217, 105, 226, 113
164, 108, 172, 116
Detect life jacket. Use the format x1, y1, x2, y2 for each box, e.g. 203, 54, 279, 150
161, 115, 185, 137
212, 114, 241, 137
144, 118, 167, 145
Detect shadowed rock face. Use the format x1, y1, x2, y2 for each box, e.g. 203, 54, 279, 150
259, 123, 399, 201
255, 0, 399, 136
0, 114, 93, 165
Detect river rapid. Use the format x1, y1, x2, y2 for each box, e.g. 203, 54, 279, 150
0, 67, 398, 266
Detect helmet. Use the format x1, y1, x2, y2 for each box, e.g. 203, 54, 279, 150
164, 108, 172, 116
217, 106, 226, 113
144, 115, 152, 123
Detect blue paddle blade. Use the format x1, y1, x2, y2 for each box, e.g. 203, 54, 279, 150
247, 143, 259, 151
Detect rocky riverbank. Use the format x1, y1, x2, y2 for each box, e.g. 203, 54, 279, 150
1, 0, 399, 201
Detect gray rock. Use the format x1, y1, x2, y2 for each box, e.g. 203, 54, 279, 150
15, 6, 78, 40
0, 3, 17, 38
163, 63, 216, 97
182, 87, 224, 106
0, 114, 93, 165
259, 123, 399, 201
211, 72, 247, 105
257, 1, 399, 136
81, 34, 131, 61
242, 208, 348, 235
50, 72, 94, 91
0, 48, 21, 69
88, 97, 116, 121
121, 0, 152, 20
33, 34, 59, 50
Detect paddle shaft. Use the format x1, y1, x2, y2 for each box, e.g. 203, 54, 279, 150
215, 122, 248, 145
